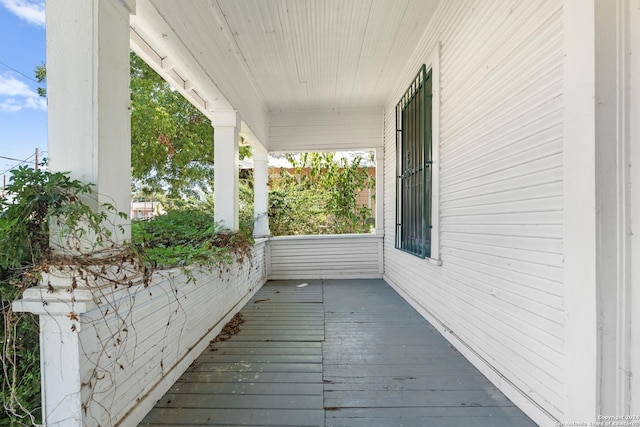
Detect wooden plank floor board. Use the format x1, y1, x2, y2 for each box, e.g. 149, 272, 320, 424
196, 354, 323, 364
139, 279, 537, 426
325, 407, 537, 427
154, 393, 323, 409
141, 408, 324, 426
210, 341, 322, 349
168, 382, 324, 396
322, 375, 500, 392
209, 347, 321, 356
177, 372, 322, 384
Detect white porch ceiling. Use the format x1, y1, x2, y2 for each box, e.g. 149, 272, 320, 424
131, 0, 439, 142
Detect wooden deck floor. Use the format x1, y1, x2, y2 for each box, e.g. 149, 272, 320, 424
139, 279, 537, 427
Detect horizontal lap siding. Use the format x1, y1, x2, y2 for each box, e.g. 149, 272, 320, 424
269, 108, 383, 151
383, 0, 564, 423
78, 243, 267, 426
268, 235, 383, 279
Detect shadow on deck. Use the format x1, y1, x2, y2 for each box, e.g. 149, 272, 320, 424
139, 279, 537, 427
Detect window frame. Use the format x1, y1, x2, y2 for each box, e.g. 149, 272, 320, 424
395, 46, 440, 263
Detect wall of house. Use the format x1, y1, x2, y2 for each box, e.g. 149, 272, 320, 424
383, 1, 564, 425
268, 234, 383, 280
269, 108, 383, 152
78, 242, 267, 427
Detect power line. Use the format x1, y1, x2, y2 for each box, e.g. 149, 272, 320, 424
0, 60, 40, 84
0, 154, 35, 163
0, 153, 37, 175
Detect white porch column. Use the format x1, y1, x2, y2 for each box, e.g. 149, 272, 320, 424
213, 111, 240, 231
630, 1, 640, 415
374, 148, 384, 235
564, 0, 635, 420
563, 0, 599, 421
12, 1, 135, 426
47, 0, 134, 245
252, 144, 270, 237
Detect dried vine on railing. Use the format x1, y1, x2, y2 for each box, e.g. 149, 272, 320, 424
1, 167, 253, 426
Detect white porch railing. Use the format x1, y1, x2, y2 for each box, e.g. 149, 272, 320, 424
267, 233, 384, 279
13, 240, 267, 427
12, 233, 384, 426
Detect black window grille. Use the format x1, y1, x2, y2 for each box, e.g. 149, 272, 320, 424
396, 65, 432, 258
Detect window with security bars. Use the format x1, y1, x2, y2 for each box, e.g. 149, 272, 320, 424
396, 65, 432, 258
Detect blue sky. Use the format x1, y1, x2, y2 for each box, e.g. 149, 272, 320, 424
0, 0, 46, 177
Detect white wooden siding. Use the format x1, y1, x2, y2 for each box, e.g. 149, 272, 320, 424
77, 242, 267, 427
268, 234, 383, 279
383, 1, 564, 425
269, 108, 383, 152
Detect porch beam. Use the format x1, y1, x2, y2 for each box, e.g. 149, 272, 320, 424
213, 111, 240, 231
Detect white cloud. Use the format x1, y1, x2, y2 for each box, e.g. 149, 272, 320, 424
23, 95, 46, 110
0, 99, 22, 112
0, 74, 34, 97
0, 0, 45, 27
0, 74, 46, 112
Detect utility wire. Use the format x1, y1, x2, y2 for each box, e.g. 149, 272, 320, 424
0, 60, 40, 84
0, 153, 37, 175
0, 154, 35, 163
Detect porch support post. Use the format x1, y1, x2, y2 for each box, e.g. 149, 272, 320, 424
212, 111, 240, 231
374, 148, 384, 235
630, 1, 640, 415
12, 1, 135, 426
592, 0, 635, 417
563, 0, 599, 420
252, 144, 270, 237
47, 0, 134, 246
564, 0, 634, 420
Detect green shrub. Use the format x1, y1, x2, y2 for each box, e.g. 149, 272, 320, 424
268, 153, 375, 236
131, 208, 253, 271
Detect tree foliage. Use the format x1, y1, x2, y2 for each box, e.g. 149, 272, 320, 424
268, 153, 375, 235
34, 64, 46, 98
130, 53, 215, 199
35, 54, 253, 201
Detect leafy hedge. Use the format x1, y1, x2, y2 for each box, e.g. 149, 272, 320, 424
131, 208, 253, 271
